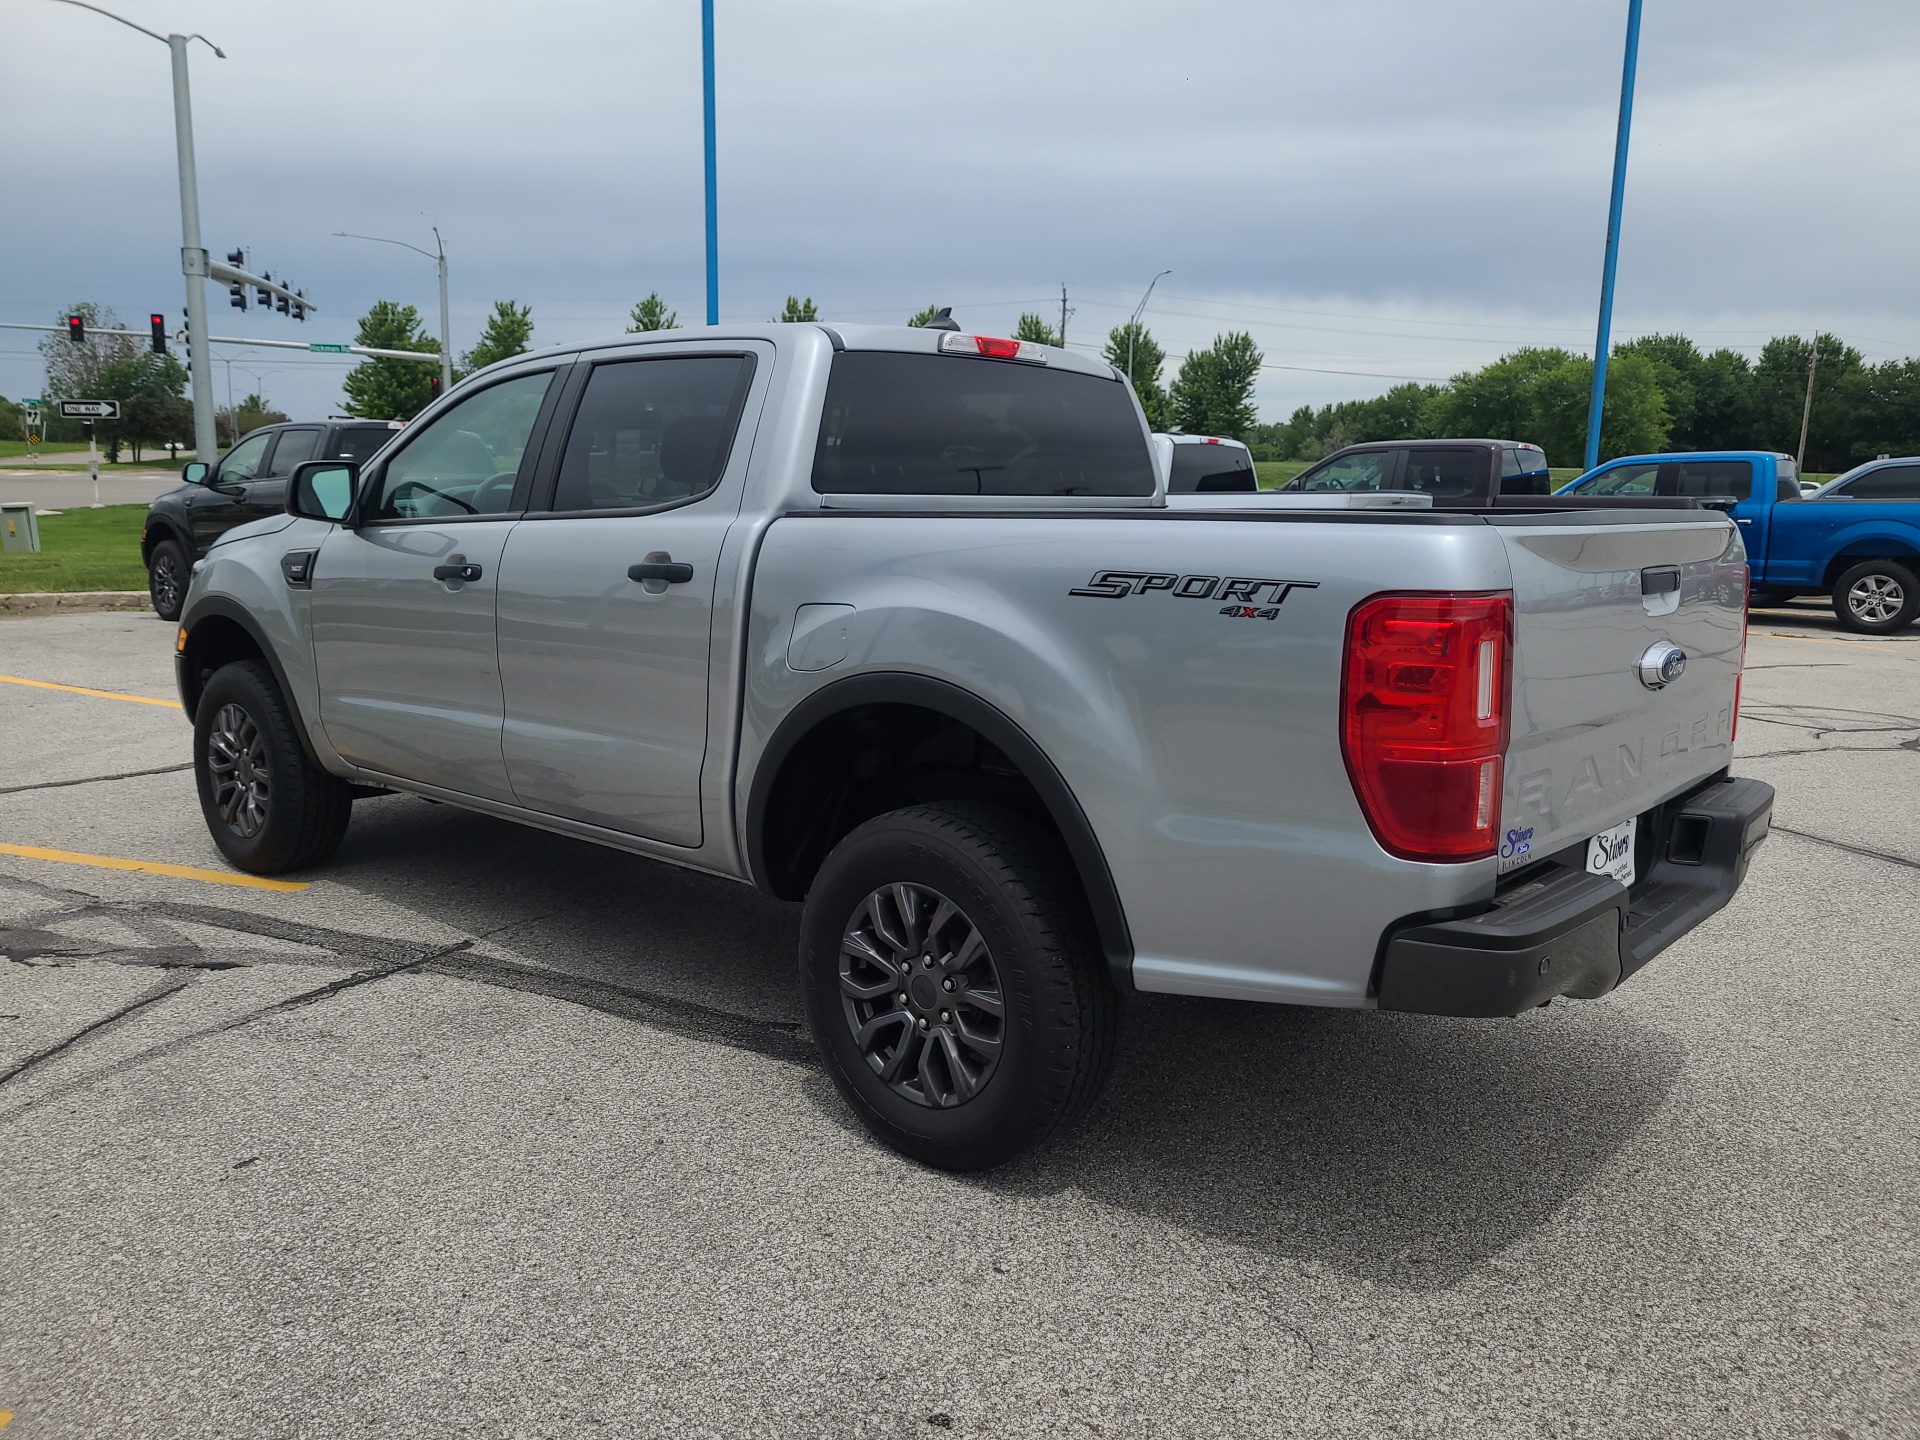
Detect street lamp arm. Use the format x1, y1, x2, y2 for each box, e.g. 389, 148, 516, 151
333, 231, 438, 262
44, 0, 225, 54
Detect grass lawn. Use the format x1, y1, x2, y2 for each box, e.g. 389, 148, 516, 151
0, 504, 149, 593
0, 440, 90, 458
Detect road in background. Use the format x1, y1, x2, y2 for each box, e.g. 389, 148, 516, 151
0, 471, 181, 511
0, 605, 1913, 1438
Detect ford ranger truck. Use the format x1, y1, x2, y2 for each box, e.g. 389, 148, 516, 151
171, 323, 1775, 1170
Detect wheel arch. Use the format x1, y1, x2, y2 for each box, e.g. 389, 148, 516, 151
746, 671, 1136, 987
177, 597, 325, 769
141, 515, 191, 564
1820, 536, 1920, 589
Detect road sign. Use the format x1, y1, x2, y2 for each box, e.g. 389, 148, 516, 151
58, 399, 120, 420
308, 342, 350, 353
25, 433, 41, 446
24, 409, 41, 427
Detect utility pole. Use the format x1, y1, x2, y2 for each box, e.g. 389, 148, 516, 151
1583, 0, 1645, 473
1059, 284, 1070, 349
1797, 338, 1820, 472
703, 0, 719, 325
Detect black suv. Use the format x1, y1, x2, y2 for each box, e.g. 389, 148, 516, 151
142, 419, 405, 618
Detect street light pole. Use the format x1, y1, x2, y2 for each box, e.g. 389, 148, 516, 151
1127, 269, 1171, 389
1583, 0, 1645, 473
48, 1, 225, 463
333, 229, 454, 390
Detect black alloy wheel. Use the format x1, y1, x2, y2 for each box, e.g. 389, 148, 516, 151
193, 660, 354, 874
800, 803, 1117, 1171
148, 538, 188, 621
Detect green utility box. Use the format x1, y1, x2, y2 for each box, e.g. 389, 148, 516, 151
2, 502, 41, 552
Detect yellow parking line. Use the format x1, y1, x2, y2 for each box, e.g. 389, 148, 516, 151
0, 673, 178, 708
1763, 632, 1906, 653
0, 843, 308, 893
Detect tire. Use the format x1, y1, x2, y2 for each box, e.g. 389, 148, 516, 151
193, 660, 353, 874
1830, 560, 1920, 635
147, 538, 188, 621
799, 802, 1117, 1171
1748, 587, 1792, 610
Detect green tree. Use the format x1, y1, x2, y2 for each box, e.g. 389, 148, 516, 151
1425, 347, 1575, 443
1103, 322, 1168, 430
1753, 333, 1862, 471
217, 393, 290, 446
38, 302, 140, 442
462, 299, 533, 373
628, 293, 679, 332
1169, 332, 1262, 440
1528, 351, 1671, 465
342, 301, 440, 420
772, 295, 820, 322
1014, 313, 1060, 347
907, 304, 944, 328
94, 352, 192, 462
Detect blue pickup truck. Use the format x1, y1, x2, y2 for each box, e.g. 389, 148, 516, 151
1559, 451, 1920, 634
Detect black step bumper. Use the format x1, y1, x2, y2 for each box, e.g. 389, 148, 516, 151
1375, 774, 1774, 1017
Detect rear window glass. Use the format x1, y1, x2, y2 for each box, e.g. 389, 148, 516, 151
1168, 443, 1256, 493
812, 352, 1153, 497
1502, 446, 1548, 475
1839, 464, 1920, 499
1286, 450, 1392, 492
1402, 448, 1484, 499
334, 426, 399, 463
1664, 461, 1753, 501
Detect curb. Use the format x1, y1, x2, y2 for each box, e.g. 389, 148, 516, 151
0, 591, 152, 618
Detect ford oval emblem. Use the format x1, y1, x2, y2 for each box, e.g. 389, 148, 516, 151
1637, 640, 1687, 690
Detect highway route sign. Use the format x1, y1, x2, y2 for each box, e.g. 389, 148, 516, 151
58, 399, 120, 420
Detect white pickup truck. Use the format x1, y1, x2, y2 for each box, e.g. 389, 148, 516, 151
173, 323, 1774, 1169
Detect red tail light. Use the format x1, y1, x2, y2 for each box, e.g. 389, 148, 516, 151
973, 336, 1022, 359
1341, 591, 1513, 861
1733, 565, 1749, 742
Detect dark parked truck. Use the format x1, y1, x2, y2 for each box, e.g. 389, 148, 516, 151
170, 323, 1775, 1169
141, 419, 405, 620
1560, 451, 1920, 633
1278, 438, 1556, 504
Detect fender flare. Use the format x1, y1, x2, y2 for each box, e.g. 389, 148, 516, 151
745, 671, 1137, 988
177, 595, 325, 770
142, 515, 192, 564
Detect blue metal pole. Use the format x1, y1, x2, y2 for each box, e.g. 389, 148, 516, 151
1584, 0, 1644, 472
702, 0, 718, 326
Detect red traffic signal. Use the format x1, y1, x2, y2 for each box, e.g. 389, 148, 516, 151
66, 314, 85, 344
150, 314, 168, 354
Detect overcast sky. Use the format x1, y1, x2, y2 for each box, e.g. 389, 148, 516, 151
4, 0, 1918, 424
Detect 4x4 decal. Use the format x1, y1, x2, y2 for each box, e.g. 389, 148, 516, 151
1069, 571, 1317, 618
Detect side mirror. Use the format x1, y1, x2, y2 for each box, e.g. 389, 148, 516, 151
182, 461, 210, 484
288, 460, 360, 523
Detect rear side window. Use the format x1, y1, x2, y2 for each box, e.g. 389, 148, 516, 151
1168, 443, 1256, 493
1287, 450, 1392, 492
1402, 448, 1484, 499
812, 352, 1153, 497
551, 356, 753, 512
1664, 461, 1753, 501
1838, 464, 1920, 499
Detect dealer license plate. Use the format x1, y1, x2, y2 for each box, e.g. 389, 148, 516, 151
1586, 817, 1637, 888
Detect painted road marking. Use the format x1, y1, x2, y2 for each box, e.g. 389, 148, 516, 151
0, 673, 178, 708
1763, 633, 1908, 654
0, 843, 309, 893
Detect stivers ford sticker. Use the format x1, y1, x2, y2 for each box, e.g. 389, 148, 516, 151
1069, 571, 1317, 619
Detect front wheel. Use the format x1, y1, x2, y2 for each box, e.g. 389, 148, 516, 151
799, 803, 1117, 1171
1831, 560, 1919, 635
148, 538, 188, 621
193, 660, 353, 874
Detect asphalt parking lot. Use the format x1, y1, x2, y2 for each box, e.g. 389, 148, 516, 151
0, 604, 1914, 1439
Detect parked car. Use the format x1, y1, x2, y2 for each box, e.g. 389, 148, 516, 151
141, 419, 406, 619
1278, 439, 1569, 506
1153, 433, 1257, 492
172, 323, 1772, 1169
1559, 451, 1920, 633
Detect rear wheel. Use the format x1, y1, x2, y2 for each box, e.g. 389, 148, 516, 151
147, 538, 188, 621
1831, 560, 1919, 635
193, 660, 353, 874
799, 803, 1116, 1171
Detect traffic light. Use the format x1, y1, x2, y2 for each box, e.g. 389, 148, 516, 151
226, 249, 247, 310
428, 373, 442, 400
256, 273, 272, 308
276, 292, 291, 316
150, 314, 167, 354
66, 314, 85, 344
292, 290, 308, 322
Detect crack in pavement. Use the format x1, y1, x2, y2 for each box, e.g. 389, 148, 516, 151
1772, 824, 1920, 874
0, 972, 196, 1085
0, 763, 195, 798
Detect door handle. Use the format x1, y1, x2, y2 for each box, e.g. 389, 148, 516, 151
432, 554, 483, 582
628, 553, 694, 584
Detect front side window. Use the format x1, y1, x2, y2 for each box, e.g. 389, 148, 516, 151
813, 352, 1154, 497
369, 371, 553, 520
263, 427, 322, 477
215, 430, 272, 484
1401, 448, 1484, 499
1665, 461, 1753, 501
1287, 450, 1392, 492
1587, 462, 1659, 495
1839, 464, 1920, 500
549, 355, 752, 512
1168, 443, 1256, 493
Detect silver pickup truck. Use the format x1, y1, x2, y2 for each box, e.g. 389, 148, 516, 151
173, 323, 1774, 1169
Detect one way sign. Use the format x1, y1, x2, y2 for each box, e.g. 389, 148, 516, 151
58, 399, 121, 419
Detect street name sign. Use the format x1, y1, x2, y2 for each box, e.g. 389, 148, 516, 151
309, 342, 350, 353
58, 399, 121, 419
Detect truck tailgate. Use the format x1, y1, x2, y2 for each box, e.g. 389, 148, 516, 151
1493, 512, 1746, 871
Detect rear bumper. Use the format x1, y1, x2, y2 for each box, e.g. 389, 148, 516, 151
1375, 774, 1774, 1017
